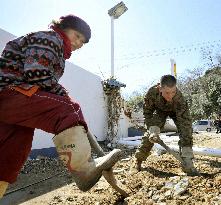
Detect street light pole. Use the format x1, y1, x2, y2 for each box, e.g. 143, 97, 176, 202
106, 2, 128, 142
108, 1, 128, 78
111, 16, 114, 77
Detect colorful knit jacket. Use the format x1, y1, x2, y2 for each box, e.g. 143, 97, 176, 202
0, 30, 68, 96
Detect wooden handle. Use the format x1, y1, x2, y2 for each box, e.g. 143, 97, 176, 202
87, 130, 105, 157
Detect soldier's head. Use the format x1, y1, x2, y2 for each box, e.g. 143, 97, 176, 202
159, 75, 177, 102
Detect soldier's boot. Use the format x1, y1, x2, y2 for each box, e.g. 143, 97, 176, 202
0, 181, 8, 199
53, 126, 122, 192
180, 146, 199, 176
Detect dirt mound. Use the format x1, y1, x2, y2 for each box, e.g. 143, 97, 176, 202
2, 132, 221, 205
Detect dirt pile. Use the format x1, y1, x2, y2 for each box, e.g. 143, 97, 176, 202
2, 132, 221, 205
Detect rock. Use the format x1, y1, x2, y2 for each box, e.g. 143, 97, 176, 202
207, 193, 214, 200
164, 190, 172, 198
152, 194, 160, 202
173, 177, 189, 196
215, 175, 221, 184
148, 190, 154, 197
119, 179, 126, 184
94, 187, 104, 191
169, 176, 181, 182
113, 168, 125, 173
178, 195, 189, 200
154, 149, 167, 156
213, 194, 221, 202
66, 197, 74, 202
164, 182, 175, 190
158, 196, 166, 202
121, 157, 131, 161
145, 200, 154, 205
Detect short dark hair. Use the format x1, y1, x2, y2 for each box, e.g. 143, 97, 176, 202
160, 75, 177, 87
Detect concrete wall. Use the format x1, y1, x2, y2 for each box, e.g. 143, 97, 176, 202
60, 61, 108, 141
117, 112, 131, 139
0, 28, 16, 50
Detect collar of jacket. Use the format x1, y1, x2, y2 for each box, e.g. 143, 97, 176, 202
51, 26, 72, 59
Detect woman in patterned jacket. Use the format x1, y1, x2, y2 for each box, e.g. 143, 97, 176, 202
0, 14, 121, 198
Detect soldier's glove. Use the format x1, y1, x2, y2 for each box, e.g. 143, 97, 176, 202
149, 126, 160, 143
180, 146, 199, 176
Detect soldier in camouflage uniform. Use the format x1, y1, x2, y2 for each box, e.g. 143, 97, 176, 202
135, 75, 198, 175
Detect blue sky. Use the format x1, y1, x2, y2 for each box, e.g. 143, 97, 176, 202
1, 0, 221, 96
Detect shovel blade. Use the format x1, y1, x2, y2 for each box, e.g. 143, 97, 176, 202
102, 169, 130, 197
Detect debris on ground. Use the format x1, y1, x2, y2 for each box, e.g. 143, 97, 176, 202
2, 132, 221, 205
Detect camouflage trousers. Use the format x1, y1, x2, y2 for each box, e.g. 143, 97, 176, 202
135, 132, 153, 161
135, 111, 193, 162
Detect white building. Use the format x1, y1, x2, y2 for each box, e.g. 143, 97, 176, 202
0, 28, 130, 157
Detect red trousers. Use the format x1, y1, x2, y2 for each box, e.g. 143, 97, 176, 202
0, 88, 88, 183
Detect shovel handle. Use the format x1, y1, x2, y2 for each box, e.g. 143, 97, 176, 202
87, 130, 129, 197
157, 139, 184, 163
87, 130, 105, 157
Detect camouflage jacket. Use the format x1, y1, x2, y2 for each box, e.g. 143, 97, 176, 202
143, 84, 192, 132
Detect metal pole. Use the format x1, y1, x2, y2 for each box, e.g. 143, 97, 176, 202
111, 16, 114, 77
170, 59, 174, 76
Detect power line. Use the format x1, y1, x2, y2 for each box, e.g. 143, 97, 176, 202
115, 40, 221, 62
116, 40, 221, 71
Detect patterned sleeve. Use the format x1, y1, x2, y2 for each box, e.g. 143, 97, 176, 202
176, 97, 192, 128
143, 89, 156, 128
23, 33, 68, 96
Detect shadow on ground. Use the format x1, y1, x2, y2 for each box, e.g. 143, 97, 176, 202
1, 168, 72, 205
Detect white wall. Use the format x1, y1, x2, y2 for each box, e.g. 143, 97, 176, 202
0, 28, 108, 151
60, 62, 108, 141
0, 28, 16, 50
117, 112, 131, 139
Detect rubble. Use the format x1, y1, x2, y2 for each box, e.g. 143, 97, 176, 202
3, 132, 221, 205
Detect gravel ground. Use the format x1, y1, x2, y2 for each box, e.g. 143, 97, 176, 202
1, 132, 221, 205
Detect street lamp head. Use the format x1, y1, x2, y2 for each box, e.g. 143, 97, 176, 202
108, 1, 128, 19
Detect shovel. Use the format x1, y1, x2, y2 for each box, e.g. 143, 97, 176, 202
152, 135, 200, 176
87, 131, 129, 197
150, 135, 184, 163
